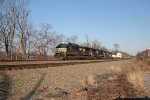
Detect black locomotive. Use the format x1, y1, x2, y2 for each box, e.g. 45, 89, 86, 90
54, 42, 111, 60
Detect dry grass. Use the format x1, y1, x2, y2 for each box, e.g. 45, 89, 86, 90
124, 62, 148, 90
123, 61, 150, 97
109, 65, 122, 74
86, 74, 96, 86
79, 74, 97, 87
126, 70, 144, 88
79, 61, 149, 99
107, 75, 118, 81
140, 63, 150, 72
108, 61, 147, 92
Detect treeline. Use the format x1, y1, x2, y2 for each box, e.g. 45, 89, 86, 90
0, 0, 105, 60
0, 0, 78, 60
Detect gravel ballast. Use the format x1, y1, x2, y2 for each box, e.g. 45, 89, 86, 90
0, 60, 131, 100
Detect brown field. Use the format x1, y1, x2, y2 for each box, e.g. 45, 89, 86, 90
0, 60, 150, 100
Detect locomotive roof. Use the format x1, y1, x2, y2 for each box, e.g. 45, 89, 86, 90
56, 43, 111, 53
79, 46, 103, 51
56, 42, 79, 48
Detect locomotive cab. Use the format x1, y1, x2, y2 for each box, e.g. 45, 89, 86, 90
54, 42, 80, 60
54, 43, 68, 59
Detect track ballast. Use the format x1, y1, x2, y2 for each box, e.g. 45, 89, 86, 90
0, 59, 123, 70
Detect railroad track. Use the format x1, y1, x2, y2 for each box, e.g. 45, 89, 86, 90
0, 59, 57, 62
0, 59, 123, 70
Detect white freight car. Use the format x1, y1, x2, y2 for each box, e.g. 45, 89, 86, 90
112, 52, 122, 59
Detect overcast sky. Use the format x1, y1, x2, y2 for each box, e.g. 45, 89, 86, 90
29, 0, 150, 55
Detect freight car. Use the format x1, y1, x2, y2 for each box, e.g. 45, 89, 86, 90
136, 49, 150, 63
54, 42, 112, 60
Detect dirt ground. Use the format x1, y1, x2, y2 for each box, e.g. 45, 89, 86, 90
0, 60, 150, 100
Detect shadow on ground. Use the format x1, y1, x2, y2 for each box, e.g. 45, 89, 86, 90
0, 71, 12, 100
114, 97, 150, 100
21, 73, 46, 100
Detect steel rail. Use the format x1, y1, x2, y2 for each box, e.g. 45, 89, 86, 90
0, 59, 117, 70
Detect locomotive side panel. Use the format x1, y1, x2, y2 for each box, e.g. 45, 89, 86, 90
54, 42, 112, 60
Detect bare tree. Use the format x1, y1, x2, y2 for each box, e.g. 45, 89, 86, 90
0, 12, 3, 50
114, 43, 120, 52
0, 0, 19, 59
26, 24, 35, 58
91, 40, 101, 49
0, 9, 11, 58
0, 32, 3, 51
8, 0, 18, 59
101, 46, 108, 51
65, 35, 78, 43
55, 34, 65, 44
82, 35, 102, 49
82, 35, 90, 47
32, 24, 56, 59
0, 0, 30, 59
17, 0, 30, 58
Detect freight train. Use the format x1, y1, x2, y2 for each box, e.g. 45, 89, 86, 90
136, 49, 150, 63
54, 42, 112, 60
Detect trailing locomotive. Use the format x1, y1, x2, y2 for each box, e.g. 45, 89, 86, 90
54, 42, 111, 60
